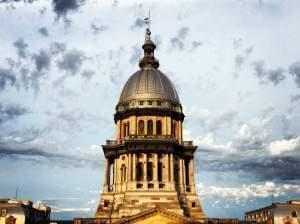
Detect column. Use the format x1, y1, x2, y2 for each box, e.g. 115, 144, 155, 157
132, 154, 136, 181
170, 154, 174, 182
116, 120, 121, 144
127, 153, 131, 182
143, 153, 147, 182
178, 121, 182, 143
163, 116, 167, 135
113, 158, 117, 192
179, 158, 184, 192
165, 153, 169, 182
182, 158, 186, 193
153, 153, 158, 181
189, 158, 195, 192
167, 117, 172, 136
130, 116, 136, 136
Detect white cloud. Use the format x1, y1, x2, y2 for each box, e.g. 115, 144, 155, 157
269, 135, 300, 155
198, 182, 300, 204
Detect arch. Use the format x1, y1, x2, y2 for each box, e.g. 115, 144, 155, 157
156, 120, 162, 135
171, 121, 176, 137
6, 216, 16, 224
120, 164, 127, 183
123, 123, 127, 137
147, 120, 153, 136
138, 120, 144, 136
127, 122, 130, 136
136, 162, 143, 181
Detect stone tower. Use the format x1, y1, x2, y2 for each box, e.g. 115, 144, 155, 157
95, 28, 206, 223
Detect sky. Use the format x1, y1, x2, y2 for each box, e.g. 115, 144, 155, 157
0, 0, 300, 220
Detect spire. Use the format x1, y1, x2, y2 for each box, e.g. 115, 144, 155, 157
138, 14, 159, 69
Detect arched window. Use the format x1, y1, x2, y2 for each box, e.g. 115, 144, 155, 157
147, 120, 153, 136
138, 120, 144, 136
136, 162, 143, 181
127, 122, 130, 136
156, 120, 162, 135
123, 123, 127, 137
120, 164, 126, 183
171, 121, 176, 137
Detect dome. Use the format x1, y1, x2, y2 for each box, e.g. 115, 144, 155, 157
118, 68, 180, 104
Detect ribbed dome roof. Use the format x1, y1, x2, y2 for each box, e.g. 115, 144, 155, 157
118, 68, 180, 104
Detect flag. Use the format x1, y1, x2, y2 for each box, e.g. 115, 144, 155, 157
144, 17, 149, 24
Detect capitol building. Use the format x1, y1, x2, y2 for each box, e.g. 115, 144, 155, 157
75, 27, 205, 224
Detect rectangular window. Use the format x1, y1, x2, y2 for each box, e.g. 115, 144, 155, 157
104, 200, 109, 207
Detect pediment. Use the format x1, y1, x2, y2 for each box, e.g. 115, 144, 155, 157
115, 207, 199, 224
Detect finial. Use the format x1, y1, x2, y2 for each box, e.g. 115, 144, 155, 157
139, 12, 159, 69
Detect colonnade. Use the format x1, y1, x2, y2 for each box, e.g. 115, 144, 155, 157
103, 153, 196, 193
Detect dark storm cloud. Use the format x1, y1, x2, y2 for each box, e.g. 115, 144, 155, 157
38, 27, 49, 37
252, 60, 286, 85
52, 0, 86, 18
290, 94, 300, 103
196, 151, 300, 182
90, 23, 108, 35
32, 50, 51, 72
0, 103, 29, 124
0, 68, 16, 91
13, 38, 28, 59
50, 42, 66, 55
130, 18, 144, 30
0, 134, 101, 167
170, 27, 189, 50
289, 61, 300, 88
57, 49, 85, 74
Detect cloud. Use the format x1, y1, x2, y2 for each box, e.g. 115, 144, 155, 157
290, 94, 300, 103
32, 50, 51, 72
129, 45, 142, 65
289, 60, 300, 88
170, 26, 189, 50
13, 38, 28, 59
52, 0, 86, 19
189, 107, 238, 132
232, 117, 270, 150
0, 103, 29, 124
50, 42, 66, 55
252, 60, 286, 85
38, 27, 49, 37
57, 49, 85, 74
198, 182, 300, 204
234, 46, 253, 72
130, 18, 144, 30
81, 70, 95, 80
268, 135, 300, 156
0, 68, 16, 91
0, 132, 101, 167
192, 40, 202, 50
90, 23, 108, 35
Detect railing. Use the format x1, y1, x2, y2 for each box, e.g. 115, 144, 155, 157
106, 140, 117, 145
183, 141, 193, 146
124, 134, 176, 140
